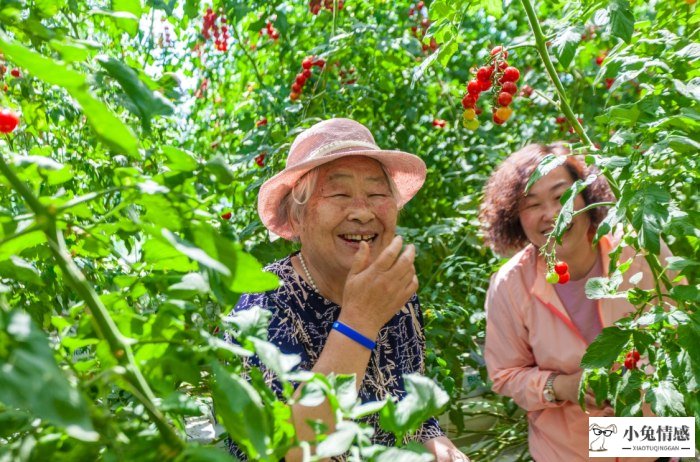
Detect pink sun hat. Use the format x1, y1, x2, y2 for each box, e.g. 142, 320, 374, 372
258, 118, 427, 240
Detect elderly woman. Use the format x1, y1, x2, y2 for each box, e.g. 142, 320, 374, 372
479, 143, 662, 462
229, 118, 469, 462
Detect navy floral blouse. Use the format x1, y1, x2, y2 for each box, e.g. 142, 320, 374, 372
227, 253, 444, 460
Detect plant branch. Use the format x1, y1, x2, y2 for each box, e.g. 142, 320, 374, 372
519, 0, 595, 147
231, 21, 265, 88
0, 153, 184, 452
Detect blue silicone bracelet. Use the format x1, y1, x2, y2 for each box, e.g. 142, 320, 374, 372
332, 321, 376, 350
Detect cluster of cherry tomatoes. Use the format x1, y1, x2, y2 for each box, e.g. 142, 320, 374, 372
624, 350, 640, 370
201, 7, 229, 52
290, 56, 326, 101
461, 46, 521, 130
546, 261, 571, 285
309, 0, 344, 15
408, 2, 437, 53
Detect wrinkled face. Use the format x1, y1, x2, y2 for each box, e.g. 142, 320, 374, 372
291, 156, 398, 278
518, 165, 591, 259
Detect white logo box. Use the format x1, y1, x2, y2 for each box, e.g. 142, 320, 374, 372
588, 416, 695, 458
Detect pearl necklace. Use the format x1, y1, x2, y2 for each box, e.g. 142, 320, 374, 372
298, 252, 319, 293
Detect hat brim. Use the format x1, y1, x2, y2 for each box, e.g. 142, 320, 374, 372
258, 149, 427, 240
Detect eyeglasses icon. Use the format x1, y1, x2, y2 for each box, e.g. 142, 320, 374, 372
592, 428, 614, 437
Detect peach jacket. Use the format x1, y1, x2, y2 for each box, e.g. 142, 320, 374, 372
484, 235, 661, 462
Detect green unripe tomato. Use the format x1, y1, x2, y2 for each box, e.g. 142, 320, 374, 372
546, 272, 560, 284
462, 118, 479, 130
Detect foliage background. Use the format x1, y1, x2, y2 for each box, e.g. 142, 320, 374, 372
0, 0, 698, 460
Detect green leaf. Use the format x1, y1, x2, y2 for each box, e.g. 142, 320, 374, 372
551, 27, 580, 68
614, 369, 643, 416
97, 55, 174, 130
0, 256, 44, 286
608, 0, 634, 44
225, 305, 271, 341
112, 0, 142, 18
162, 229, 230, 276
524, 154, 566, 194
315, 421, 359, 458
49, 38, 94, 62
550, 175, 597, 243
205, 156, 235, 184
0, 33, 139, 157
177, 446, 237, 462
0, 32, 86, 88
379, 374, 448, 439
34, 0, 68, 17
161, 392, 202, 416
168, 272, 210, 297
0, 310, 98, 441
631, 186, 670, 255
0, 409, 32, 438
670, 285, 699, 303
675, 43, 700, 60
664, 256, 699, 271
249, 337, 301, 378
162, 146, 199, 173
210, 362, 272, 461
647, 381, 686, 416
142, 239, 197, 272
90, 9, 139, 36
0, 231, 47, 261
580, 327, 631, 369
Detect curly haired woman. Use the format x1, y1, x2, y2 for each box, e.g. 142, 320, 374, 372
479, 143, 661, 462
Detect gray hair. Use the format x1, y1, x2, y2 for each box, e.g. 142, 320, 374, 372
278, 163, 400, 241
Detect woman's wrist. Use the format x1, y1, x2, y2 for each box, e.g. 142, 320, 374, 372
337, 310, 380, 340
552, 372, 580, 403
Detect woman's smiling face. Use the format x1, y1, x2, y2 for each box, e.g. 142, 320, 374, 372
291, 156, 399, 278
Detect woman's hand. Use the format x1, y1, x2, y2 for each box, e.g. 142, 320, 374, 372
424, 436, 471, 462
338, 236, 418, 339
553, 372, 613, 414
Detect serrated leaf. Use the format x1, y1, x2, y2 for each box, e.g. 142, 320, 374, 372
608, 0, 634, 44
524, 154, 566, 194
551, 27, 580, 68
550, 175, 597, 243
585, 275, 627, 300
631, 186, 670, 255
647, 381, 686, 416
580, 327, 630, 368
